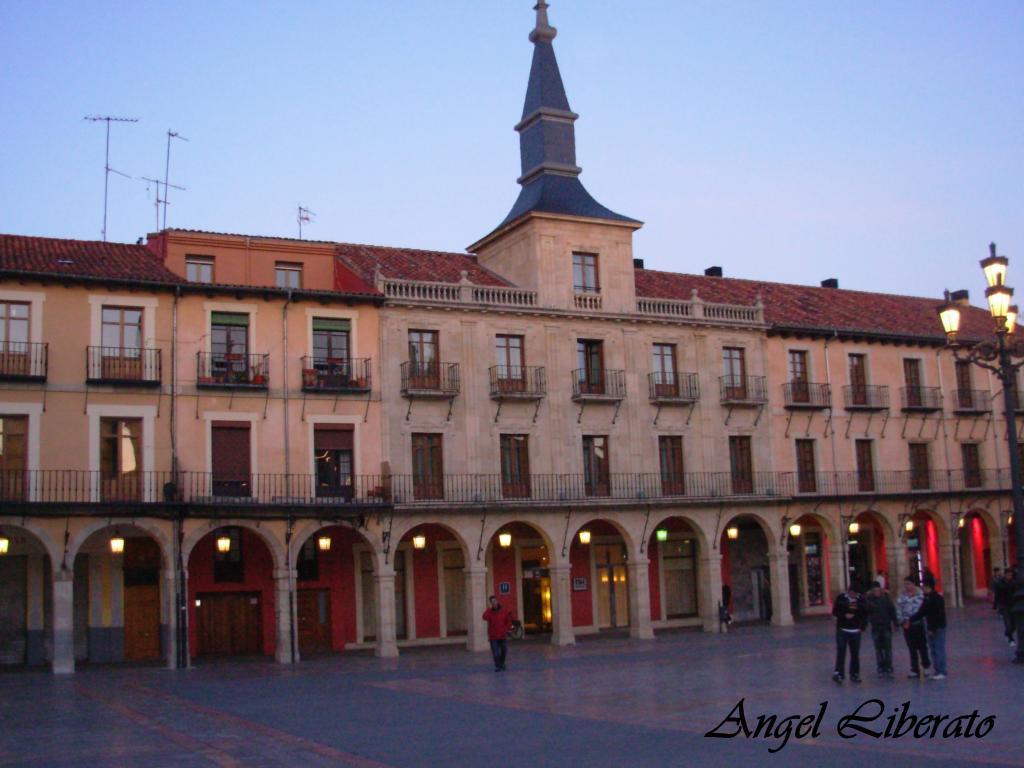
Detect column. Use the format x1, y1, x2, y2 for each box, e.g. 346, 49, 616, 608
626, 560, 654, 640
161, 569, 178, 670
374, 568, 399, 658
939, 543, 960, 608
273, 569, 296, 664
25, 555, 46, 666
768, 553, 794, 626
548, 563, 575, 646
827, 542, 847, 599
700, 553, 723, 633
464, 565, 489, 653
886, 543, 908, 589
52, 568, 74, 674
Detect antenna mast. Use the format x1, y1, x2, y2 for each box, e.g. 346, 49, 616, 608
141, 177, 186, 232
297, 206, 315, 239
84, 115, 138, 241
162, 130, 190, 230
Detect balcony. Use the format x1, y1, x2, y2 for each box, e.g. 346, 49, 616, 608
786, 469, 1011, 497
900, 386, 943, 413
86, 347, 161, 386
0, 341, 47, 381
400, 361, 460, 398
843, 384, 889, 411
301, 357, 371, 393
571, 369, 626, 401
783, 382, 831, 410
719, 375, 768, 405
953, 389, 992, 414
196, 352, 269, 389
489, 366, 546, 400
648, 372, 699, 403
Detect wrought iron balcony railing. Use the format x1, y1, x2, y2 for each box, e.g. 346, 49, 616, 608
0, 341, 47, 381
952, 388, 992, 414
900, 386, 943, 412
648, 372, 700, 403
400, 361, 460, 397
489, 366, 546, 399
196, 352, 269, 389
843, 384, 889, 410
572, 369, 626, 400
301, 357, 371, 393
86, 346, 162, 386
783, 381, 831, 409
719, 375, 768, 405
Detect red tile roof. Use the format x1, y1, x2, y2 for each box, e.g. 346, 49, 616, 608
0, 235, 181, 284
336, 243, 511, 287
635, 269, 995, 342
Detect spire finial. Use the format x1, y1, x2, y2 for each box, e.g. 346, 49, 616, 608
530, 0, 556, 43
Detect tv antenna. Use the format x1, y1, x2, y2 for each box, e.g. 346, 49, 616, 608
161, 130, 189, 230
298, 206, 315, 239
141, 176, 186, 232
84, 115, 138, 241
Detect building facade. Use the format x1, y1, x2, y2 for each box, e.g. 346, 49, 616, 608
0, 4, 1017, 673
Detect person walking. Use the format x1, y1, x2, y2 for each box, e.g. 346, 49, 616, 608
993, 568, 1016, 646
866, 580, 898, 678
907, 574, 947, 680
832, 582, 868, 684
482, 595, 513, 672
896, 575, 931, 678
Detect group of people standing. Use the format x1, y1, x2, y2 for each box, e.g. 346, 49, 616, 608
832, 570, 947, 683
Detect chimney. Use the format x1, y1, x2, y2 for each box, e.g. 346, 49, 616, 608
633, 258, 645, 269
950, 289, 970, 306
704, 266, 723, 277
820, 278, 839, 289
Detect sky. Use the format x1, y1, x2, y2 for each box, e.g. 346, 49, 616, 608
1, 1, 1022, 303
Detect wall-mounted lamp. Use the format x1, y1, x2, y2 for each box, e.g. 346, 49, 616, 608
578, 530, 592, 545
412, 534, 427, 550
788, 523, 802, 538
726, 526, 739, 541
216, 534, 232, 553
848, 521, 860, 535
498, 532, 512, 548
109, 536, 125, 554
318, 535, 332, 551
655, 529, 669, 542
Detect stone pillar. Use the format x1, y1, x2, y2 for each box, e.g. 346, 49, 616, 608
52, 568, 74, 674
939, 543, 960, 608
548, 563, 575, 646
464, 565, 489, 653
374, 568, 399, 658
273, 569, 296, 664
700, 553, 724, 633
827, 542, 847, 599
626, 560, 654, 640
886, 543, 908, 589
768, 553, 794, 626
161, 569, 178, 670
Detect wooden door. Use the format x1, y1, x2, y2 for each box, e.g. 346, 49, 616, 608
211, 423, 251, 497
196, 592, 262, 656
297, 589, 332, 654
124, 584, 161, 661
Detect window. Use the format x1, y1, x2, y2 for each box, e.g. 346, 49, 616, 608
572, 252, 599, 293
275, 262, 303, 289
408, 330, 439, 388
314, 425, 354, 498
795, 439, 816, 493
185, 256, 214, 283
411, 433, 443, 500
0, 415, 27, 500
660, 537, 698, 618
723, 347, 747, 399
855, 439, 875, 492
0, 301, 30, 350
99, 306, 144, 380
311, 318, 353, 386
652, 343, 678, 396
495, 335, 525, 391
582, 435, 610, 497
100, 418, 141, 501
658, 436, 685, 495
961, 443, 982, 488
211, 422, 251, 497
849, 354, 868, 405
213, 527, 243, 583
577, 339, 604, 394
955, 361, 974, 409
788, 350, 809, 403
210, 312, 250, 383
904, 359, 923, 407
500, 434, 530, 498
909, 443, 931, 490
297, 538, 319, 582
729, 436, 753, 494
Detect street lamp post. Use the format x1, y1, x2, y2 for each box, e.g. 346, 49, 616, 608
937, 243, 1024, 571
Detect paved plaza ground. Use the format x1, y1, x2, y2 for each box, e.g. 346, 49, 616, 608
1, 603, 1021, 767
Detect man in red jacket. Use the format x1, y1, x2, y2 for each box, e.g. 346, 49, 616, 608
482, 595, 513, 671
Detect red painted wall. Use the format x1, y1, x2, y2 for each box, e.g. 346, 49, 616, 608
295, 526, 363, 651
970, 517, 989, 590
648, 542, 661, 621
188, 528, 276, 657
569, 538, 592, 627
917, 516, 943, 593
490, 535, 519, 618
871, 519, 887, 586
406, 525, 455, 640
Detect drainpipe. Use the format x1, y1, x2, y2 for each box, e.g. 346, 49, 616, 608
171, 285, 180, 475
282, 291, 297, 664
171, 285, 188, 669
824, 330, 847, 589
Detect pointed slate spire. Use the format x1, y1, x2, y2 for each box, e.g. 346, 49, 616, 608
495, 2, 638, 230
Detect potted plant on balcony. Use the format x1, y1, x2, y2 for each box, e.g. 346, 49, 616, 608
302, 368, 318, 388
